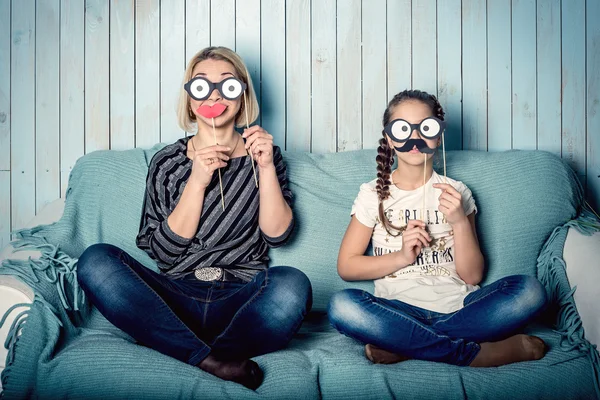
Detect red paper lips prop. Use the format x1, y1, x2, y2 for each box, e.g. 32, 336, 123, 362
197, 103, 227, 118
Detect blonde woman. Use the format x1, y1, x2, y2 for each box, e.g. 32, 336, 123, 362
77, 47, 312, 390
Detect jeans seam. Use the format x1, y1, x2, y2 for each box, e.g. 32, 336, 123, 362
210, 269, 270, 346
116, 249, 210, 362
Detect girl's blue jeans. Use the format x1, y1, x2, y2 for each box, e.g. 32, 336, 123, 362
327, 275, 547, 366
77, 243, 312, 365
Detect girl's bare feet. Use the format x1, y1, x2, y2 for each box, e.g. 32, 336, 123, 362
197, 354, 264, 390
469, 334, 547, 367
365, 344, 410, 364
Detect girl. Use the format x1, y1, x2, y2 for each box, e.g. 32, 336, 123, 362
77, 46, 312, 390
328, 89, 547, 367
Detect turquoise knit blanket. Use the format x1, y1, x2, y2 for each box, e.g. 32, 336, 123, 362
1, 147, 599, 399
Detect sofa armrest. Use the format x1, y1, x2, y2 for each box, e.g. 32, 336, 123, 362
0, 198, 65, 386
563, 227, 600, 348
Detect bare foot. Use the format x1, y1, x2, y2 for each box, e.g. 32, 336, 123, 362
469, 334, 547, 367
365, 344, 410, 364
197, 354, 264, 390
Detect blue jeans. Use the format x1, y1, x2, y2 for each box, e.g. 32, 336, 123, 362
328, 275, 547, 366
77, 243, 312, 365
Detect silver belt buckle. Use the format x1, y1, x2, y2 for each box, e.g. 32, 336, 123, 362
194, 267, 223, 282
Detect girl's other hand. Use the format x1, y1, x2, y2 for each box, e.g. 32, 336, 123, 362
433, 183, 467, 226
399, 219, 431, 265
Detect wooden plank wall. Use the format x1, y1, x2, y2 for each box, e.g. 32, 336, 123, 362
0, 0, 598, 248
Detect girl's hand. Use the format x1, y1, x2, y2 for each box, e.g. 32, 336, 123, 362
399, 219, 431, 265
433, 183, 467, 226
242, 126, 274, 168
190, 144, 231, 189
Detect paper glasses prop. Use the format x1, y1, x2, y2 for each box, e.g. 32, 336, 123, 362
184, 76, 259, 210
383, 116, 448, 222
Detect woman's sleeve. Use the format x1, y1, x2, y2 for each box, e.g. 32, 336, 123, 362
136, 157, 193, 268
261, 146, 295, 248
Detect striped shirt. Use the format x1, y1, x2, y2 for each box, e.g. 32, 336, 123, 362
136, 137, 294, 282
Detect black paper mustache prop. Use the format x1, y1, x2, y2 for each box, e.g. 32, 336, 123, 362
393, 138, 436, 154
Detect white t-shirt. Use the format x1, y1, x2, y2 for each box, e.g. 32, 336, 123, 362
351, 171, 479, 314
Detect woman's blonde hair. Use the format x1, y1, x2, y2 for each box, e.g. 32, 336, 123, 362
177, 46, 259, 132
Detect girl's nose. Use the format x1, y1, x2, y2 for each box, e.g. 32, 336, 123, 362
410, 127, 420, 139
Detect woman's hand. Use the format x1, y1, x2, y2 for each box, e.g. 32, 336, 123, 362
190, 144, 231, 190
242, 126, 274, 168
433, 183, 467, 226
399, 219, 431, 265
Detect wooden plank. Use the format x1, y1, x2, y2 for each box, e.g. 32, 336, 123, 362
461, 0, 487, 151
210, 0, 235, 49
35, 0, 60, 212
235, 0, 261, 126
387, 0, 411, 98
260, 0, 286, 148
135, 0, 160, 149
0, 0, 9, 245
411, 0, 436, 94
285, 0, 311, 152
0, 0, 9, 171
536, 0, 561, 156
85, 0, 109, 153
160, 0, 185, 144
311, 0, 336, 153
587, 0, 600, 210
486, 0, 511, 151
561, 0, 586, 177
11, 0, 36, 230
110, 0, 135, 150
0, 171, 9, 248
60, 0, 84, 197
436, 0, 462, 151
362, 0, 387, 149
185, 0, 210, 61
336, 0, 361, 152
512, 0, 537, 150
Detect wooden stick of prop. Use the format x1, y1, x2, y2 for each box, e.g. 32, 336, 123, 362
212, 118, 225, 211
422, 152, 426, 222
442, 131, 447, 184
244, 92, 259, 187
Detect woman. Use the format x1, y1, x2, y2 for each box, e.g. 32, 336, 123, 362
77, 46, 312, 390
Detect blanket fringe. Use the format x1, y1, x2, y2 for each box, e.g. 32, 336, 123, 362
537, 207, 600, 398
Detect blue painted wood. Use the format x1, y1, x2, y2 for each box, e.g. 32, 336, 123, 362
462, 0, 487, 151
160, 0, 185, 144
311, 0, 337, 153
35, 0, 60, 212
285, 0, 311, 152
110, 0, 135, 150
235, 0, 261, 127
411, 0, 437, 94
84, 0, 109, 153
437, 0, 462, 151
210, 0, 235, 49
336, 0, 361, 152
0, 0, 9, 171
487, 0, 512, 152
260, 0, 286, 148
0, 0, 9, 246
587, 0, 600, 211
10, 0, 36, 231
362, 0, 387, 149
135, 0, 160, 149
387, 0, 412, 98
512, 0, 537, 150
536, 0, 561, 156
60, 0, 85, 197
561, 0, 586, 178
185, 0, 210, 61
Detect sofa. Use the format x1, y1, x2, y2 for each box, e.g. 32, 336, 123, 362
1, 145, 599, 399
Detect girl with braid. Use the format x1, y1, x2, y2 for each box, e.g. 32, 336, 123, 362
328, 89, 548, 367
